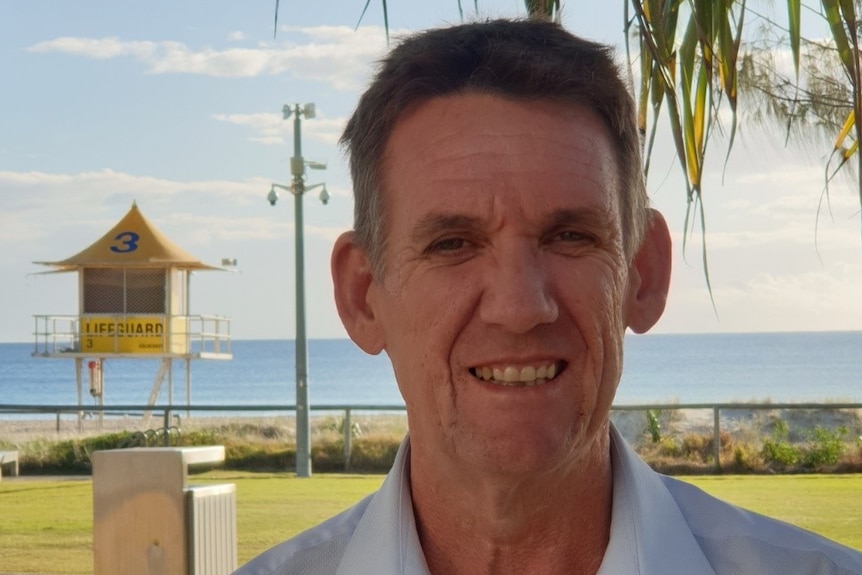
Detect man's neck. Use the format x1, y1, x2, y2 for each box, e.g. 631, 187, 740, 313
409, 434, 614, 575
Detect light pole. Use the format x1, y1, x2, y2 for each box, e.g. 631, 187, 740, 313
267, 102, 328, 478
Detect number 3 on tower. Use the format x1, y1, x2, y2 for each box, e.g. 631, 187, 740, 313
110, 231, 140, 253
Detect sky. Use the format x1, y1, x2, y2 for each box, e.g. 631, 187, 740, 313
1, 1, 860, 344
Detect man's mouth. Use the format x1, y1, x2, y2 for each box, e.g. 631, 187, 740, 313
468, 361, 563, 387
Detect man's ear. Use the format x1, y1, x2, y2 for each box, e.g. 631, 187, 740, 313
625, 209, 672, 334
331, 231, 385, 354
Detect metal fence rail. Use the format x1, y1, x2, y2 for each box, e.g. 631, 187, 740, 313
2, 402, 860, 471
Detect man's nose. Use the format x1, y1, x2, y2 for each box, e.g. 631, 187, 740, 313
478, 244, 559, 334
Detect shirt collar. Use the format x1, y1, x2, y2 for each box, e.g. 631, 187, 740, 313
336, 437, 430, 574
596, 424, 716, 575
337, 426, 716, 575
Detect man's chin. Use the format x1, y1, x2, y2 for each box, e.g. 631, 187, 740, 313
451, 431, 592, 477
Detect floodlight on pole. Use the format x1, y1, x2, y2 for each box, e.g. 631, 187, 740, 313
267, 102, 327, 478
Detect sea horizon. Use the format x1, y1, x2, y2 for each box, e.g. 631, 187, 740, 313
1, 331, 860, 417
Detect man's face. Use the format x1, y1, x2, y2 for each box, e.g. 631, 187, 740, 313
366, 93, 637, 475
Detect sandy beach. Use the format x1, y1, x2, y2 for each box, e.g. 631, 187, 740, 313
1, 406, 860, 448
0, 411, 410, 446
612, 406, 862, 444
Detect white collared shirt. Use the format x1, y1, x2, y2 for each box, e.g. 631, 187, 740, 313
233, 425, 862, 574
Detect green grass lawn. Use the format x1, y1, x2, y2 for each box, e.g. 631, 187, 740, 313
0, 472, 859, 574
685, 474, 862, 550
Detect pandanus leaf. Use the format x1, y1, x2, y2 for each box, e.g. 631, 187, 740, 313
787, 0, 801, 77
822, 0, 855, 80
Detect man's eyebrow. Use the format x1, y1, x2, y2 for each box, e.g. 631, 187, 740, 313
410, 213, 482, 243
408, 207, 616, 244
542, 207, 616, 229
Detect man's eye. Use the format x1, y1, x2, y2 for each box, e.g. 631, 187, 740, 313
555, 230, 590, 243
427, 237, 466, 253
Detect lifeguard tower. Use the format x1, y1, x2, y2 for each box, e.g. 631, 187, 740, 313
32, 202, 232, 422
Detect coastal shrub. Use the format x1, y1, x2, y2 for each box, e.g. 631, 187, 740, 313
761, 436, 799, 468
182, 428, 219, 445
49, 440, 90, 473
80, 430, 138, 451
210, 422, 289, 440
674, 431, 734, 465
308, 436, 401, 472
226, 442, 294, 471
316, 416, 363, 440
761, 420, 800, 470
221, 434, 401, 473
711, 431, 735, 461
682, 434, 707, 456
9, 416, 862, 476
19, 427, 241, 474
313, 440, 347, 471
730, 443, 759, 472
348, 436, 401, 472
658, 437, 680, 457
27, 441, 80, 474
800, 426, 847, 469
682, 434, 712, 462
851, 439, 862, 466
20, 431, 143, 474
759, 421, 850, 471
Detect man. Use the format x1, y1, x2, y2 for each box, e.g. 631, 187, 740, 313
235, 19, 862, 575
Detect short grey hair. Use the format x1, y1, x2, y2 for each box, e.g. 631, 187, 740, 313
341, 19, 650, 277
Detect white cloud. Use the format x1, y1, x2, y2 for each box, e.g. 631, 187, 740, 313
169, 213, 343, 244
227, 31, 245, 42
669, 221, 861, 265
0, 169, 267, 202
0, 169, 350, 250
26, 26, 388, 89
665, 147, 862, 252
301, 117, 347, 147
28, 36, 157, 59
717, 263, 862, 330
213, 112, 347, 146
212, 113, 284, 144
658, 257, 862, 334
147, 42, 274, 76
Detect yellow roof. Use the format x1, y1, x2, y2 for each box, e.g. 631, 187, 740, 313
36, 202, 220, 271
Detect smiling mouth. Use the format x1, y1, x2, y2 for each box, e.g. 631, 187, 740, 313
468, 362, 563, 387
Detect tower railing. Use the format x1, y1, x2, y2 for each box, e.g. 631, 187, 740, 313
32, 314, 232, 358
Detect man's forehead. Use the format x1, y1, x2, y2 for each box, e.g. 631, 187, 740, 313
380, 93, 617, 168
387, 92, 601, 132
379, 94, 620, 206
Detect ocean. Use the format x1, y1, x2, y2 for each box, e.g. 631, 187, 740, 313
1, 332, 860, 417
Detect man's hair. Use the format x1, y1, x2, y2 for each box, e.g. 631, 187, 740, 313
341, 18, 650, 276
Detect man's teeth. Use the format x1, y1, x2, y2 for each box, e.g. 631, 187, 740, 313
472, 363, 558, 386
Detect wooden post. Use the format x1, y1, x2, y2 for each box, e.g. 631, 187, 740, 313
713, 406, 721, 472
343, 409, 353, 471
